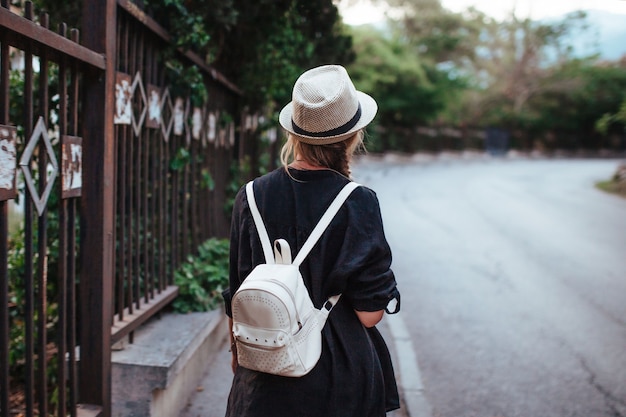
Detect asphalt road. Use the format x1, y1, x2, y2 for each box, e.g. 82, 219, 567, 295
354, 156, 626, 417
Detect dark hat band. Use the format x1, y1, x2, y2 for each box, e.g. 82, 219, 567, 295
291, 103, 362, 138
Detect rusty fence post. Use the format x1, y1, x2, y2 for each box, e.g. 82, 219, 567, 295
79, 0, 117, 415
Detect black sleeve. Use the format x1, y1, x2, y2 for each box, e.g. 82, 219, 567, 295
221, 287, 232, 317
334, 187, 400, 313
225, 185, 253, 318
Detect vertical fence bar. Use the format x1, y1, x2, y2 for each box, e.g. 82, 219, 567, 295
122, 14, 135, 323
165, 118, 171, 283
57, 158, 68, 417
143, 128, 150, 303
144, 50, 156, 297
134, 27, 151, 303
205, 140, 212, 239
177, 133, 183, 266
0, 3, 11, 414
146, 45, 156, 297
117, 131, 126, 316
126, 15, 132, 319
128, 112, 134, 321
36, 13, 50, 417
170, 134, 177, 272
0, 192, 8, 417
134, 128, 141, 308
57, 21, 69, 417
143, 125, 151, 301
194, 142, 203, 247
182, 134, 189, 259
206, 142, 212, 239
116, 12, 126, 326
68, 33, 80, 417
190, 139, 198, 251
158, 81, 166, 291
67, 200, 78, 417
129, 21, 141, 311
23, 5, 35, 416
115, 12, 126, 325
134, 115, 140, 306
207, 141, 216, 240
146, 61, 155, 293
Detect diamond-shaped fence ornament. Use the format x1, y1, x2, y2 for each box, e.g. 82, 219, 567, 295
131, 71, 147, 137
160, 88, 174, 142
19, 116, 59, 216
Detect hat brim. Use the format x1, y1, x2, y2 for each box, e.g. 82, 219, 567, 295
278, 91, 378, 145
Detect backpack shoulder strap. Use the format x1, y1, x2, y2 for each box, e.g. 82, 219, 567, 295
246, 180, 361, 266
293, 181, 360, 267
245, 181, 275, 264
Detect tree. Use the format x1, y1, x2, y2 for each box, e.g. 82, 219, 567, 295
347, 25, 466, 152
374, 0, 484, 66
469, 12, 590, 126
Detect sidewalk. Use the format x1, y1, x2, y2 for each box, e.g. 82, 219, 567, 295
179, 318, 413, 417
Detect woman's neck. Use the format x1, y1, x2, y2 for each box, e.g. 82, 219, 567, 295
289, 158, 326, 171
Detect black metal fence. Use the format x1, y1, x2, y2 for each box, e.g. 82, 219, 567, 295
111, 0, 239, 346
0, 1, 241, 416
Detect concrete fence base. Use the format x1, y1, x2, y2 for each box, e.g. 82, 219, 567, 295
111, 308, 229, 417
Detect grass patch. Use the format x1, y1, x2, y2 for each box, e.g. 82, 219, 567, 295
596, 180, 626, 198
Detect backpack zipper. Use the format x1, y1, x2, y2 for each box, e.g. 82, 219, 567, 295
268, 278, 302, 330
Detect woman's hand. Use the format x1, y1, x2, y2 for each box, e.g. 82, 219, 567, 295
228, 318, 238, 374
230, 346, 238, 374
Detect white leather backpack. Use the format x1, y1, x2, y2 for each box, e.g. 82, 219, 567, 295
231, 180, 359, 377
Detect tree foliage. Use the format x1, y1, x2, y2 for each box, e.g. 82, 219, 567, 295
596, 98, 626, 136
462, 12, 592, 127
144, 0, 354, 111
382, 0, 483, 66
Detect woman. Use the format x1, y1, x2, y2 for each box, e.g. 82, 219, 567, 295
224, 65, 401, 417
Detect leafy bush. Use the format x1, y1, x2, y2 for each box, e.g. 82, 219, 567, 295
171, 238, 230, 313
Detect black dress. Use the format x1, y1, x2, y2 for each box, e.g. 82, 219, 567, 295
224, 167, 400, 417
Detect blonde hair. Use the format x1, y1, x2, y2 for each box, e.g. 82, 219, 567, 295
280, 131, 365, 178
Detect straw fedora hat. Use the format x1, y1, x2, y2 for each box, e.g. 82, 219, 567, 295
279, 65, 377, 145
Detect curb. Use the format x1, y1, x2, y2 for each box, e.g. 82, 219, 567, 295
387, 313, 433, 417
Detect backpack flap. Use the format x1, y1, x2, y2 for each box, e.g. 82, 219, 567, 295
232, 263, 305, 333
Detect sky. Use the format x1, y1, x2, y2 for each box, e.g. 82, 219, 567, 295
338, 0, 626, 24
443, 0, 626, 20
